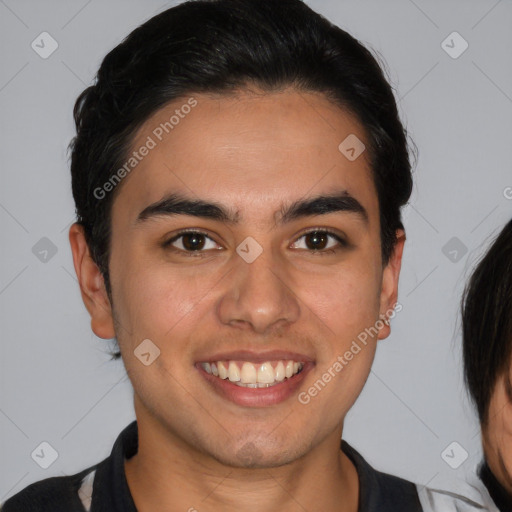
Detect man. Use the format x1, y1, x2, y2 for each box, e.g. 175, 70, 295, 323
419, 219, 512, 512
2, 0, 421, 510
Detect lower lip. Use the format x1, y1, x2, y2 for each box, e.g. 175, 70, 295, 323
197, 363, 313, 407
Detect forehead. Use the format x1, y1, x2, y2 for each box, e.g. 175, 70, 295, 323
112, 88, 378, 224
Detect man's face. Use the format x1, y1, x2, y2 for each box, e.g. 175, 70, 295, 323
484, 368, 512, 494
84, 88, 402, 468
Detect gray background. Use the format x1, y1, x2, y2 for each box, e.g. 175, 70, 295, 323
1, 0, 511, 501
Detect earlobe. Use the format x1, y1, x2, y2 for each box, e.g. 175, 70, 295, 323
69, 223, 116, 339
378, 229, 406, 340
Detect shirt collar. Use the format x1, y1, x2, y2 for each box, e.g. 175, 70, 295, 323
92, 421, 420, 512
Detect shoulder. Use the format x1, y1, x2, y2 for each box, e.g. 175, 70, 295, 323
1, 466, 95, 512
342, 441, 423, 511
417, 475, 500, 512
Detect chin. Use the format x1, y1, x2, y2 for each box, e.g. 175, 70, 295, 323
206, 437, 299, 469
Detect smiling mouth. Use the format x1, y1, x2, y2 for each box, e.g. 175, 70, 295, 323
199, 360, 305, 388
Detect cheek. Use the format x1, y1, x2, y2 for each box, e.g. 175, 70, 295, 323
485, 383, 512, 463
110, 251, 219, 346
294, 267, 381, 407
299, 264, 382, 334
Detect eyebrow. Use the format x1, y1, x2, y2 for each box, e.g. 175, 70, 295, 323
136, 190, 368, 226
278, 191, 368, 225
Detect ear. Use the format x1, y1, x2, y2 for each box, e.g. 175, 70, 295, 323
69, 223, 115, 339
377, 229, 405, 340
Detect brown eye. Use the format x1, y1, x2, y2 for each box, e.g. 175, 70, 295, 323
291, 230, 346, 253
305, 231, 329, 250
164, 231, 221, 253
181, 232, 206, 251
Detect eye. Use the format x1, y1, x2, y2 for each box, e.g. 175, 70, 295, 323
291, 229, 347, 253
163, 230, 222, 254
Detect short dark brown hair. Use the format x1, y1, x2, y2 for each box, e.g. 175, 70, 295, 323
69, 0, 414, 295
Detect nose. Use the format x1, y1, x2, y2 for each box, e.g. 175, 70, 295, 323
216, 247, 301, 335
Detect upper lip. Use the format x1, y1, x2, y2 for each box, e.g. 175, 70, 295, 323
195, 349, 315, 364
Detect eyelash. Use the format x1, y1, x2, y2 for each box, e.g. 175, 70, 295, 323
295, 228, 349, 254
162, 229, 219, 258
162, 228, 348, 257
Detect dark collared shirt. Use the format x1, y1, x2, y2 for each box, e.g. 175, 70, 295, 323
479, 460, 512, 512
2, 421, 422, 511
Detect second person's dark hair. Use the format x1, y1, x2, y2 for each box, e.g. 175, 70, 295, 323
462, 219, 512, 424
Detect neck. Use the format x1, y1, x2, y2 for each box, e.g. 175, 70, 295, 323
125, 413, 359, 512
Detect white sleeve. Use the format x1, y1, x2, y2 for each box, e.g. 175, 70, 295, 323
416, 478, 500, 512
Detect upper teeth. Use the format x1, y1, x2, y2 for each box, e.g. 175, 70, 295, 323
201, 360, 304, 387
